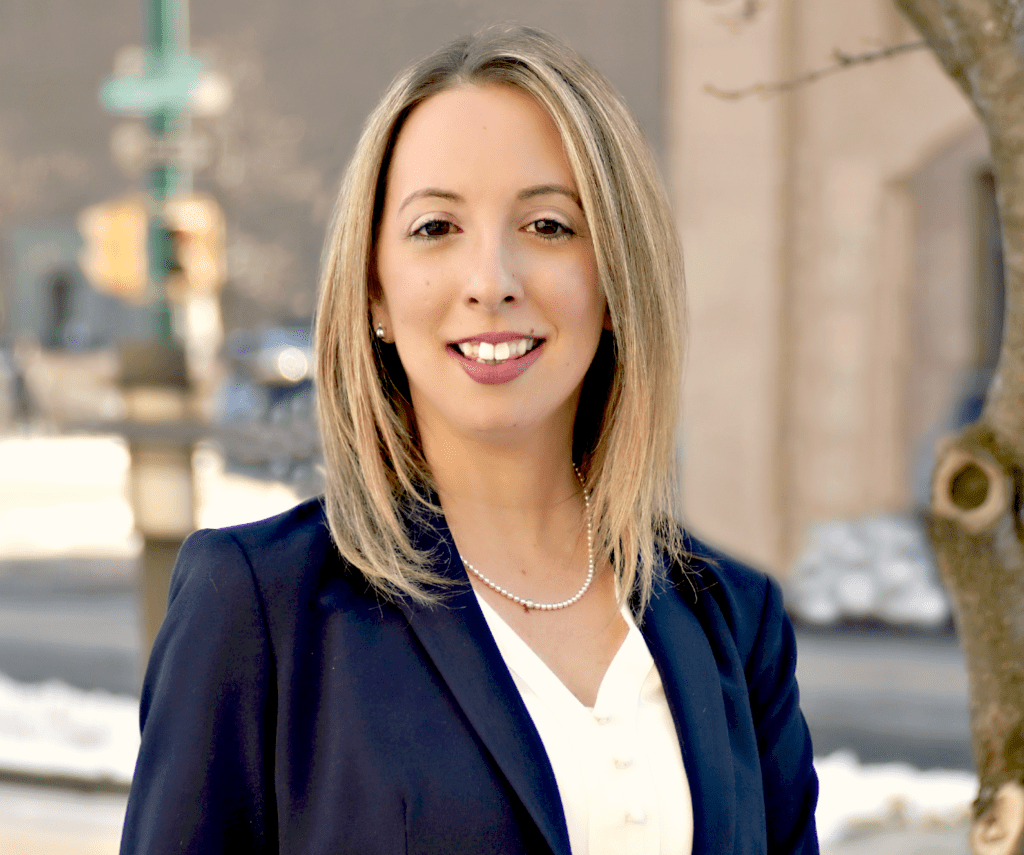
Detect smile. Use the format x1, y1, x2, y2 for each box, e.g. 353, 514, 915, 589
453, 338, 540, 364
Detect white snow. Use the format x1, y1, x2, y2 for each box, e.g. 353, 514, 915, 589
814, 750, 976, 844
0, 434, 303, 560
0, 673, 138, 785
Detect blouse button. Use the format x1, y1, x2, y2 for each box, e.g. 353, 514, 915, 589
626, 808, 648, 825
594, 712, 612, 725
614, 755, 634, 769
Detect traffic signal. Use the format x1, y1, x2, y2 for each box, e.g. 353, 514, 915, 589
164, 193, 226, 292
78, 193, 225, 298
77, 195, 148, 298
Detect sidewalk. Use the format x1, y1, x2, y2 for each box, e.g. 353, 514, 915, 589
0, 780, 126, 855
825, 824, 970, 855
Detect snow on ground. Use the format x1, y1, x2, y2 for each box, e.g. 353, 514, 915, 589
814, 751, 976, 844
0, 673, 138, 785
0, 434, 303, 560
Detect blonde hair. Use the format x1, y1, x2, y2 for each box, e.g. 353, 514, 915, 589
315, 24, 687, 610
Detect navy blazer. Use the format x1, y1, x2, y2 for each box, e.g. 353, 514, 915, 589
121, 497, 818, 854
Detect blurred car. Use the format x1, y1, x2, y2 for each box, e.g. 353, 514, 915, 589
0, 346, 16, 428
215, 325, 322, 492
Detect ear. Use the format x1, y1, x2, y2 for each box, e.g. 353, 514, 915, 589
370, 298, 393, 343
971, 781, 1024, 855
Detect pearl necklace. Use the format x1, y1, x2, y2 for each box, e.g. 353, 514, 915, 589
460, 467, 595, 613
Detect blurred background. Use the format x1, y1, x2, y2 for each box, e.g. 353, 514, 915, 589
0, 0, 995, 852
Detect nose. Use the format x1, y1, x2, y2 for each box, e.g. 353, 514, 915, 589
463, 232, 523, 309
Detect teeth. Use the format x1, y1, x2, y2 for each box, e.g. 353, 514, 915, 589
456, 338, 537, 363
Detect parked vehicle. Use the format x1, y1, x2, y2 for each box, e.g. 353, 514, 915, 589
215, 325, 322, 492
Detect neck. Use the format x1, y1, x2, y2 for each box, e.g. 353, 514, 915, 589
419, 421, 586, 571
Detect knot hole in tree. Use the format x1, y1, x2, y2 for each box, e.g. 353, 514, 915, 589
932, 444, 1008, 535
951, 463, 990, 510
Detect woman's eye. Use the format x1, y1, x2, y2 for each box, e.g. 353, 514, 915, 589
411, 219, 456, 239
526, 218, 575, 238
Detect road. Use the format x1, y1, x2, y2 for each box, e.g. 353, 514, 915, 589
795, 625, 971, 771
0, 557, 139, 697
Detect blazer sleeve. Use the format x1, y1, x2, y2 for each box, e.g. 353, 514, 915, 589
120, 529, 278, 854
746, 576, 819, 854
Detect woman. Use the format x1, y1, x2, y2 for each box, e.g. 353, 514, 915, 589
121, 25, 818, 855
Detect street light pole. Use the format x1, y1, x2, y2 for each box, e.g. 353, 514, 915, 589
100, 0, 204, 669
146, 0, 183, 339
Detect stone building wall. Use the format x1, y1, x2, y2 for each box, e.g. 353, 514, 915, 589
669, 0, 983, 575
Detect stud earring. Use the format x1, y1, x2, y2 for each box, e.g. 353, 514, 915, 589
375, 322, 385, 340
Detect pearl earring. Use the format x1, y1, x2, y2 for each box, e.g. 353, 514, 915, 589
375, 322, 385, 340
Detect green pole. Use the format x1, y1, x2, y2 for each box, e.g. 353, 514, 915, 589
146, 0, 182, 340
99, 0, 204, 677
134, 0, 195, 672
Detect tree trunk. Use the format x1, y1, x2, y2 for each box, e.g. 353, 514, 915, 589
931, 428, 1024, 854
897, 1, 1024, 852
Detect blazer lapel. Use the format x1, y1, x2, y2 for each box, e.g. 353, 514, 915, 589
396, 514, 572, 855
641, 564, 737, 855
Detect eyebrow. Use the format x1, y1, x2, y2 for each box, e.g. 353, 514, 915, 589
518, 184, 582, 206
397, 184, 582, 213
398, 189, 463, 213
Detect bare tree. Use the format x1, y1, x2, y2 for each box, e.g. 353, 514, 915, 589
897, 3, 1024, 852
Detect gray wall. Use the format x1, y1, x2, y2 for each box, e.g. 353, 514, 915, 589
0, 0, 665, 334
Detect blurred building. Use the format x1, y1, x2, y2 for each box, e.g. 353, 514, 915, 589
0, 0, 665, 338
0, 1, 994, 578
671, 1, 992, 576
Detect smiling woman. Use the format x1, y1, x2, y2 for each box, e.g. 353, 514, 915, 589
120, 24, 820, 855
374, 84, 606, 449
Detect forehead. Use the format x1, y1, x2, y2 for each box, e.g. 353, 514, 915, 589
384, 83, 577, 198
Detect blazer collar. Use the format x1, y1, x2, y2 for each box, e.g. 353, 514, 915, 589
395, 510, 572, 855
641, 555, 737, 855
396, 508, 735, 855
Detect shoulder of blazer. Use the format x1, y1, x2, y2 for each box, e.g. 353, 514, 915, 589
207, 495, 335, 571
172, 497, 460, 627
171, 497, 370, 627
665, 529, 784, 666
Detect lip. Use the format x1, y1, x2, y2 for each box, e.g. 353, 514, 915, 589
449, 331, 541, 346
449, 340, 545, 385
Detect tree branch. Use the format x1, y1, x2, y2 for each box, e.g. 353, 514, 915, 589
702, 0, 766, 33
895, 0, 972, 94
896, 0, 955, 37
702, 0, 763, 20
704, 40, 926, 100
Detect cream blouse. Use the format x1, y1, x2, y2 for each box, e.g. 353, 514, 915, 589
475, 594, 694, 855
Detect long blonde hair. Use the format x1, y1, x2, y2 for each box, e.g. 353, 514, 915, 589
315, 24, 687, 610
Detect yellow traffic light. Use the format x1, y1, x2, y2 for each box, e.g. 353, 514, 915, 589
77, 193, 226, 299
77, 195, 148, 298
164, 193, 226, 292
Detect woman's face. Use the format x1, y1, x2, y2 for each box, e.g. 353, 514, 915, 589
374, 83, 607, 452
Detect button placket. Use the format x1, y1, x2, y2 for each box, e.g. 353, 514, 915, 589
597, 711, 650, 837
625, 807, 648, 826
